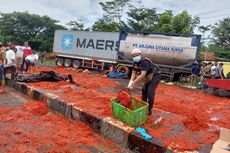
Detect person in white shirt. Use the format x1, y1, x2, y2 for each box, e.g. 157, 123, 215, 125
211, 61, 218, 78
25, 53, 39, 74
4, 44, 16, 79
14, 42, 24, 71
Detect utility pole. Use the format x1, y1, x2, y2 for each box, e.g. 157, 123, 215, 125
204, 32, 213, 61
198, 25, 212, 61
205, 47, 207, 61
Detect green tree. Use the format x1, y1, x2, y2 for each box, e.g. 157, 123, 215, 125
127, 7, 159, 31
92, 0, 130, 32
0, 11, 65, 51
199, 25, 211, 35
99, 0, 130, 23
127, 9, 199, 34
66, 20, 84, 31
208, 43, 223, 52
171, 11, 200, 34
198, 25, 211, 52
92, 19, 125, 32
37, 22, 65, 51
212, 18, 230, 50
66, 20, 90, 31
157, 11, 173, 32
208, 43, 230, 61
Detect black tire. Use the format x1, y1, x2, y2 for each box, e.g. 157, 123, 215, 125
64, 59, 72, 67
117, 65, 130, 75
169, 76, 174, 82
72, 60, 81, 69
56, 58, 64, 66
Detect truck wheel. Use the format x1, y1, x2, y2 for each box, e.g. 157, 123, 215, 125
56, 58, 64, 66
72, 60, 81, 69
169, 75, 174, 82
117, 66, 130, 75
64, 59, 72, 67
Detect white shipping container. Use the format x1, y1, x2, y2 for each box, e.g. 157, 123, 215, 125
53, 30, 120, 62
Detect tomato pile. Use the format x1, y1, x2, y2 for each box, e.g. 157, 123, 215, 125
116, 90, 133, 110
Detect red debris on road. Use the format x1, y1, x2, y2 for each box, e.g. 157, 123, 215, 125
0, 100, 126, 153
19, 67, 230, 152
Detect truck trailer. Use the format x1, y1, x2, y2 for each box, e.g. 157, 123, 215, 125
53, 30, 201, 81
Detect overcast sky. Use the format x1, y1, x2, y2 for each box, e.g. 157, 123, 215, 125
0, 0, 229, 34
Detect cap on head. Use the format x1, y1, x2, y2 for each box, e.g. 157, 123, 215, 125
131, 48, 141, 55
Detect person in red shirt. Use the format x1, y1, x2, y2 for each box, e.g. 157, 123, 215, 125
20, 41, 32, 72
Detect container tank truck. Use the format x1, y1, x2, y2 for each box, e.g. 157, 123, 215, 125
53, 30, 201, 81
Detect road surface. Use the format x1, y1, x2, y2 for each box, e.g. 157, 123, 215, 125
0, 87, 132, 153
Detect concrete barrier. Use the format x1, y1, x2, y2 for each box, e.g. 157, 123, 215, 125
101, 117, 133, 148
6, 79, 173, 153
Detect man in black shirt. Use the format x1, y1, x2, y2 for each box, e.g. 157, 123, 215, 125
127, 48, 161, 115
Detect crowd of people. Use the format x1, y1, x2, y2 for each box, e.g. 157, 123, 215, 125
0, 41, 228, 89
0, 41, 39, 81
191, 61, 226, 88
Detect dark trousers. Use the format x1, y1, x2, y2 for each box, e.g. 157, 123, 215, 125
4, 66, 16, 79
142, 73, 161, 112
21, 58, 29, 72
0, 67, 3, 79
214, 76, 221, 79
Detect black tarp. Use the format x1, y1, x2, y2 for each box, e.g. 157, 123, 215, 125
16, 71, 75, 83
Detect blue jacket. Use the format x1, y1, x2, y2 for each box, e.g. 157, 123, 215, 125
192, 64, 200, 75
